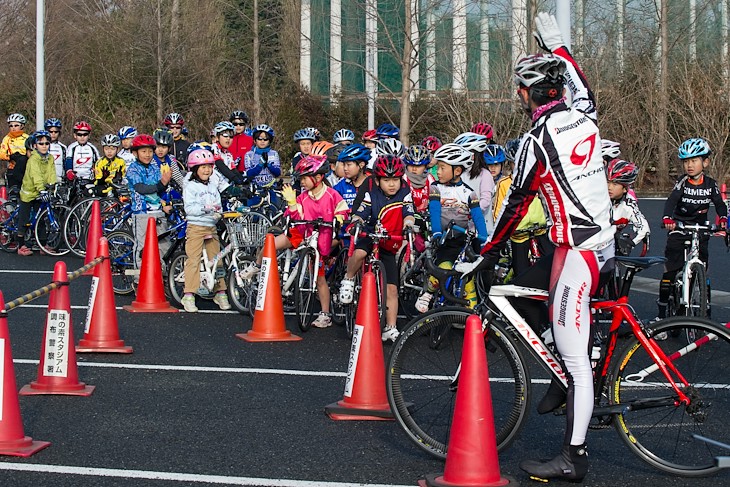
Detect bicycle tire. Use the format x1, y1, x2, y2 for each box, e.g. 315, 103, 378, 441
397, 247, 425, 321
387, 307, 531, 459
106, 230, 137, 295
64, 197, 119, 257
0, 202, 19, 252
228, 255, 258, 316
686, 262, 707, 319
609, 316, 730, 476
294, 248, 318, 332
35, 204, 71, 256
371, 259, 387, 328
328, 248, 349, 327
343, 272, 360, 338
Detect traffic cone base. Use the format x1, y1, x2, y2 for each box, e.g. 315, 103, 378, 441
239, 234, 301, 342
77, 340, 133, 353
0, 437, 51, 458
124, 217, 178, 313
83, 200, 102, 275
325, 272, 393, 421
20, 261, 95, 396
420, 315, 515, 487
0, 185, 7, 204
418, 473, 516, 487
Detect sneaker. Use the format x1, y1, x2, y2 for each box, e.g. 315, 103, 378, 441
415, 292, 433, 313
17, 245, 33, 256
311, 312, 332, 328
240, 263, 260, 280
339, 277, 356, 304
213, 292, 231, 311
181, 294, 198, 313
40, 245, 56, 255
382, 326, 400, 343
654, 331, 669, 341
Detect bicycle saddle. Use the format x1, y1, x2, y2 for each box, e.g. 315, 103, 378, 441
615, 256, 666, 270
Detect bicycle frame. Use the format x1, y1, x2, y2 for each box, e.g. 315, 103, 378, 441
676, 224, 708, 311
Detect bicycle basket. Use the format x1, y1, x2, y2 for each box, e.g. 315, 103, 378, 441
227, 217, 268, 250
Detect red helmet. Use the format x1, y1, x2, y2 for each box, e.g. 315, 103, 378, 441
294, 154, 329, 178
373, 154, 405, 178
164, 112, 185, 126
131, 134, 156, 150
470, 122, 493, 139
421, 135, 442, 152
73, 121, 92, 133
606, 158, 638, 186
362, 129, 377, 142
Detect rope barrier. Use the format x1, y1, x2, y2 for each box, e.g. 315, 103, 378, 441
4, 256, 105, 311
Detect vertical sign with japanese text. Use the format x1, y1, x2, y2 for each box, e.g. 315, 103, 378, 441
43, 309, 70, 378
255, 256, 271, 312
343, 324, 364, 397
85, 276, 99, 334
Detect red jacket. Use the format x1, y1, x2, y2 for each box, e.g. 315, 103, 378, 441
231, 133, 254, 170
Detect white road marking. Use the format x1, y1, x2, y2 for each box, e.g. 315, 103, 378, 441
0, 463, 411, 487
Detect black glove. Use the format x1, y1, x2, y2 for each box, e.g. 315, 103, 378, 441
224, 185, 243, 198
617, 235, 634, 256
38, 191, 51, 203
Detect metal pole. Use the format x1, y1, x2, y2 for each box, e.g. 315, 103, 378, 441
555, 0, 571, 51
300, 0, 312, 91
330, 0, 342, 99
366, 0, 377, 129
36, 0, 45, 130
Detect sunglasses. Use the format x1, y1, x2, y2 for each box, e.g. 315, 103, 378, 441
75, 132, 90, 136
256, 137, 270, 141
219, 133, 233, 138
48, 130, 60, 134
232, 122, 246, 126
36, 141, 50, 146
169, 125, 182, 129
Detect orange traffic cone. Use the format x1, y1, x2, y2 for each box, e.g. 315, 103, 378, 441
83, 199, 102, 275
419, 315, 516, 487
324, 271, 393, 420
124, 217, 178, 313
77, 237, 133, 353
0, 292, 51, 456
19, 261, 95, 396
237, 233, 302, 342
0, 185, 7, 204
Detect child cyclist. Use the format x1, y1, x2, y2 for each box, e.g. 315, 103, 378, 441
152, 129, 186, 191
339, 155, 415, 342
117, 126, 138, 169
242, 155, 349, 329
654, 137, 727, 324
333, 143, 371, 208
44, 118, 66, 180
416, 144, 488, 313
606, 158, 649, 256
1, 114, 30, 189
16, 131, 58, 255
180, 149, 231, 313
94, 135, 126, 196
64, 121, 99, 182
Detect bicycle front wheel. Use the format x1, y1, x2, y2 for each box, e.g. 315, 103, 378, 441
387, 307, 531, 459
609, 316, 730, 476
35, 204, 70, 256
294, 249, 318, 332
106, 231, 136, 295
686, 263, 707, 319
228, 255, 258, 317
0, 202, 18, 252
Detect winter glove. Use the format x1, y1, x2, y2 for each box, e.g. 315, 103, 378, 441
38, 190, 51, 203
533, 12, 564, 53
282, 184, 297, 207
617, 234, 634, 256
65, 169, 76, 181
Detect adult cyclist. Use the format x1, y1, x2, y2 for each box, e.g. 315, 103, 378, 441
457, 13, 614, 483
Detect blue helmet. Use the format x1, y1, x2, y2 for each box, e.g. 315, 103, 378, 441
118, 126, 138, 140
213, 121, 235, 136
404, 144, 430, 166
338, 143, 371, 162
333, 128, 355, 143
678, 138, 711, 160
454, 132, 489, 153
187, 141, 215, 154
32, 130, 51, 142
375, 123, 400, 140
293, 127, 317, 142
504, 138, 522, 162
483, 144, 507, 165
44, 118, 62, 129
252, 124, 275, 140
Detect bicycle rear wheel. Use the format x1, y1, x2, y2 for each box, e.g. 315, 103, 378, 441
294, 248, 319, 332
397, 248, 425, 320
35, 204, 70, 256
609, 316, 730, 476
328, 248, 350, 328
228, 255, 258, 317
686, 263, 707, 319
106, 231, 136, 295
387, 307, 530, 459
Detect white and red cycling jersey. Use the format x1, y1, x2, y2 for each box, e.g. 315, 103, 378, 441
64, 141, 100, 180
483, 46, 613, 262
49, 141, 67, 179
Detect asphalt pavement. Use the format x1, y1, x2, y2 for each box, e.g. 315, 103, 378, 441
0, 199, 728, 487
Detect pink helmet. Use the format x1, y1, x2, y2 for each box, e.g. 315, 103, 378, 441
294, 154, 329, 178
187, 149, 215, 168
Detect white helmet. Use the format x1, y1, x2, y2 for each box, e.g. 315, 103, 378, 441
433, 143, 473, 169
7, 113, 26, 125
454, 132, 488, 153
514, 54, 566, 88
601, 139, 621, 160
376, 138, 406, 158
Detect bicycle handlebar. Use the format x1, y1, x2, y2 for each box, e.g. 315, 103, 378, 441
422, 251, 470, 307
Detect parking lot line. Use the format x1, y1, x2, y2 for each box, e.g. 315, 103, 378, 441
0, 462, 411, 486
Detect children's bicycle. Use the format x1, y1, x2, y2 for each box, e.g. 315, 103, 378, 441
0, 185, 70, 255
386, 257, 730, 477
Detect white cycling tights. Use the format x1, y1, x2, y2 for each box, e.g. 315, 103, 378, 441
549, 244, 614, 446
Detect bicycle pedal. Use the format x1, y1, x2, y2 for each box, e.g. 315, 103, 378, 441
528, 476, 549, 483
